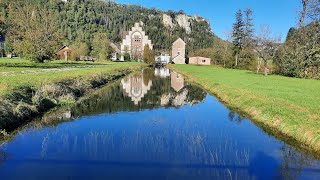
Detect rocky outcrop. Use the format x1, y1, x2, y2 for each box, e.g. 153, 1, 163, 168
175, 14, 192, 34
162, 13, 208, 34
162, 14, 174, 28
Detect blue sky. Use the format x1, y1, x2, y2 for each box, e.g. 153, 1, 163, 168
117, 0, 302, 41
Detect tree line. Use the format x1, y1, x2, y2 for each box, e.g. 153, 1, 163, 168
0, 0, 217, 62
191, 0, 319, 79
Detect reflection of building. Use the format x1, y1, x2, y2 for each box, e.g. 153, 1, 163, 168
189, 56, 211, 65
120, 22, 153, 61
154, 68, 170, 78
172, 38, 186, 64
57, 45, 72, 61
171, 71, 184, 92
121, 74, 153, 105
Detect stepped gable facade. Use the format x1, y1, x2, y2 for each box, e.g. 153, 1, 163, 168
120, 22, 153, 61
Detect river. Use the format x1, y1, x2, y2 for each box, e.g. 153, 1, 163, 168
0, 68, 319, 180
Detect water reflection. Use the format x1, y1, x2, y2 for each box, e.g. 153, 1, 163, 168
154, 67, 170, 78
171, 71, 184, 92
121, 72, 153, 105
0, 68, 320, 179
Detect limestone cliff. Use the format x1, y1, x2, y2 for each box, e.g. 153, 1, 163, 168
162, 13, 210, 35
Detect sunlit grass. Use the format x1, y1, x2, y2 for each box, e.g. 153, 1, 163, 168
171, 64, 320, 153
0, 58, 143, 96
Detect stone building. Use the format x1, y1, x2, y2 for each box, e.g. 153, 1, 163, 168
189, 56, 211, 65
120, 22, 153, 61
172, 38, 186, 64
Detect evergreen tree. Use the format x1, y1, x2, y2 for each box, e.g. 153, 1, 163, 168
244, 8, 254, 48
232, 9, 245, 67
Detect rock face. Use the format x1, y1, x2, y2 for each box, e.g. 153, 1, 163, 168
162, 14, 174, 28
175, 14, 192, 34
162, 13, 205, 34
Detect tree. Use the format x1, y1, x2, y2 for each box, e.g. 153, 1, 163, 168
299, 0, 309, 28
285, 27, 297, 41
70, 41, 89, 61
254, 25, 281, 76
244, 8, 254, 48
306, 0, 320, 20
0, 10, 5, 38
299, 0, 320, 28
92, 33, 110, 60
275, 21, 320, 78
7, 0, 61, 62
232, 9, 245, 67
223, 30, 232, 67
143, 44, 154, 65
4, 39, 12, 55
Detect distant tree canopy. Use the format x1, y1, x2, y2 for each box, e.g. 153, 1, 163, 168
1, 0, 218, 62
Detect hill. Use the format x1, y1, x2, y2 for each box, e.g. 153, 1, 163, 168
1, 0, 218, 54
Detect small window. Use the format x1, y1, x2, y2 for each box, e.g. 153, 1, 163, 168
133, 35, 141, 42
202, 60, 206, 63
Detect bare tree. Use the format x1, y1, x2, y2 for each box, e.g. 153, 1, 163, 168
307, 0, 320, 20
223, 29, 233, 67
254, 25, 281, 76
299, 0, 309, 28
299, 0, 320, 28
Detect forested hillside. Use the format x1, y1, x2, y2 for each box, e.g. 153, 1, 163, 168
0, 0, 217, 54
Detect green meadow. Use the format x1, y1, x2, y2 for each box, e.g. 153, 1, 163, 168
0, 58, 143, 95
171, 64, 320, 153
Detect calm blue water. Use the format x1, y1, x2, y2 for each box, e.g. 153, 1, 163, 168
0, 68, 319, 180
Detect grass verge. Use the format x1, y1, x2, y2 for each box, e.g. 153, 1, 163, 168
0, 59, 145, 133
170, 64, 320, 154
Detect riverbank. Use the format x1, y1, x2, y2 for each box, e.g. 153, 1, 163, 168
0, 59, 145, 133
170, 65, 320, 154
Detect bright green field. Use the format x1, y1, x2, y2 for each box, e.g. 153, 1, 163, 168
0, 58, 143, 95
171, 65, 320, 153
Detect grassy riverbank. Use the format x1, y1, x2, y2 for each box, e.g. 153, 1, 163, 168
0, 58, 145, 133
171, 65, 320, 153
0, 58, 143, 96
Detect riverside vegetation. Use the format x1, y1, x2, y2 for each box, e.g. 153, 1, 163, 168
0, 59, 145, 133
170, 65, 320, 154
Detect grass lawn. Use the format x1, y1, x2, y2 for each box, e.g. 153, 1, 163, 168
0, 58, 144, 95
171, 64, 320, 153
